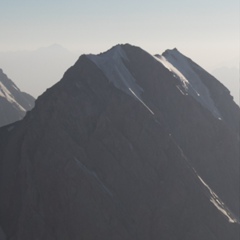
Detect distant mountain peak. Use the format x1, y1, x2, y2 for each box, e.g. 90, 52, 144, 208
163, 47, 181, 55
0, 69, 35, 126
36, 43, 71, 53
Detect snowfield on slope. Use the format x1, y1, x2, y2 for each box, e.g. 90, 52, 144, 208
87, 45, 154, 115
160, 49, 222, 119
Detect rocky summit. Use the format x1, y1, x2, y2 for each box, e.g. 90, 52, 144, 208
0, 44, 239, 240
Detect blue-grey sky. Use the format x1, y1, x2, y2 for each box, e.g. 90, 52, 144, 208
0, 0, 239, 102
0, 0, 239, 68
0, 0, 239, 67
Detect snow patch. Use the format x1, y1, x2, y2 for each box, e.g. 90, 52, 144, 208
194, 170, 238, 223
87, 45, 143, 97
128, 88, 154, 115
156, 51, 221, 119
172, 137, 239, 224
0, 82, 26, 112
155, 55, 189, 93
87, 45, 154, 115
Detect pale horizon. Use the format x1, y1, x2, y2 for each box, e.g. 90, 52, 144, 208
0, 0, 239, 102
1, 0, 239, 66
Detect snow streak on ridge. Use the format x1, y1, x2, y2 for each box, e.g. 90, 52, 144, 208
194, 169, 239, 224
175, 141, 239, 224
87, 45, 154, 115
0, 82, 26, 112
156, 50, 222, 120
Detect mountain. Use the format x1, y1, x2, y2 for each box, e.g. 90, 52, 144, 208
0, 69, 35, 127
156, 48, 240, 134
0, 44, 80, 97
0, 44, 239, 240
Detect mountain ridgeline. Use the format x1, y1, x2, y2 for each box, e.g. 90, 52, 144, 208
0, 44, 239, 240
0, 69, 35, 127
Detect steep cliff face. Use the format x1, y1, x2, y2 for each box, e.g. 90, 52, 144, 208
0, 44, 239, 240
0, 69, 35, 127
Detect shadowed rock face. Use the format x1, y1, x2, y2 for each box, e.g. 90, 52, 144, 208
0, 44, 239, 240
0, 69, 35, 127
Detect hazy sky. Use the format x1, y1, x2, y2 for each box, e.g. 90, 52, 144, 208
1, 0, 239, 69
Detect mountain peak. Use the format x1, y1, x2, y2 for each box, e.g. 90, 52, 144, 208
162, 47, 185, 58
170, 47, 179, 52
90, 43, 133, 56
87, 44, 143, 98
0, 44, 239, 239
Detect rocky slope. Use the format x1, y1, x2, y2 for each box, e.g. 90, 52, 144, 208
0, 69, 35, 127
0, 44, 239, 240
161, 48, 239, 134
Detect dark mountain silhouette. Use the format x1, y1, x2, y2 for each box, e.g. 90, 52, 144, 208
0, 69, 35, 127
0, 44, 239, 240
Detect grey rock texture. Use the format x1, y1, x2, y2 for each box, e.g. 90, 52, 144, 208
0, 44, 239, 239
0, 226, 6, 240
